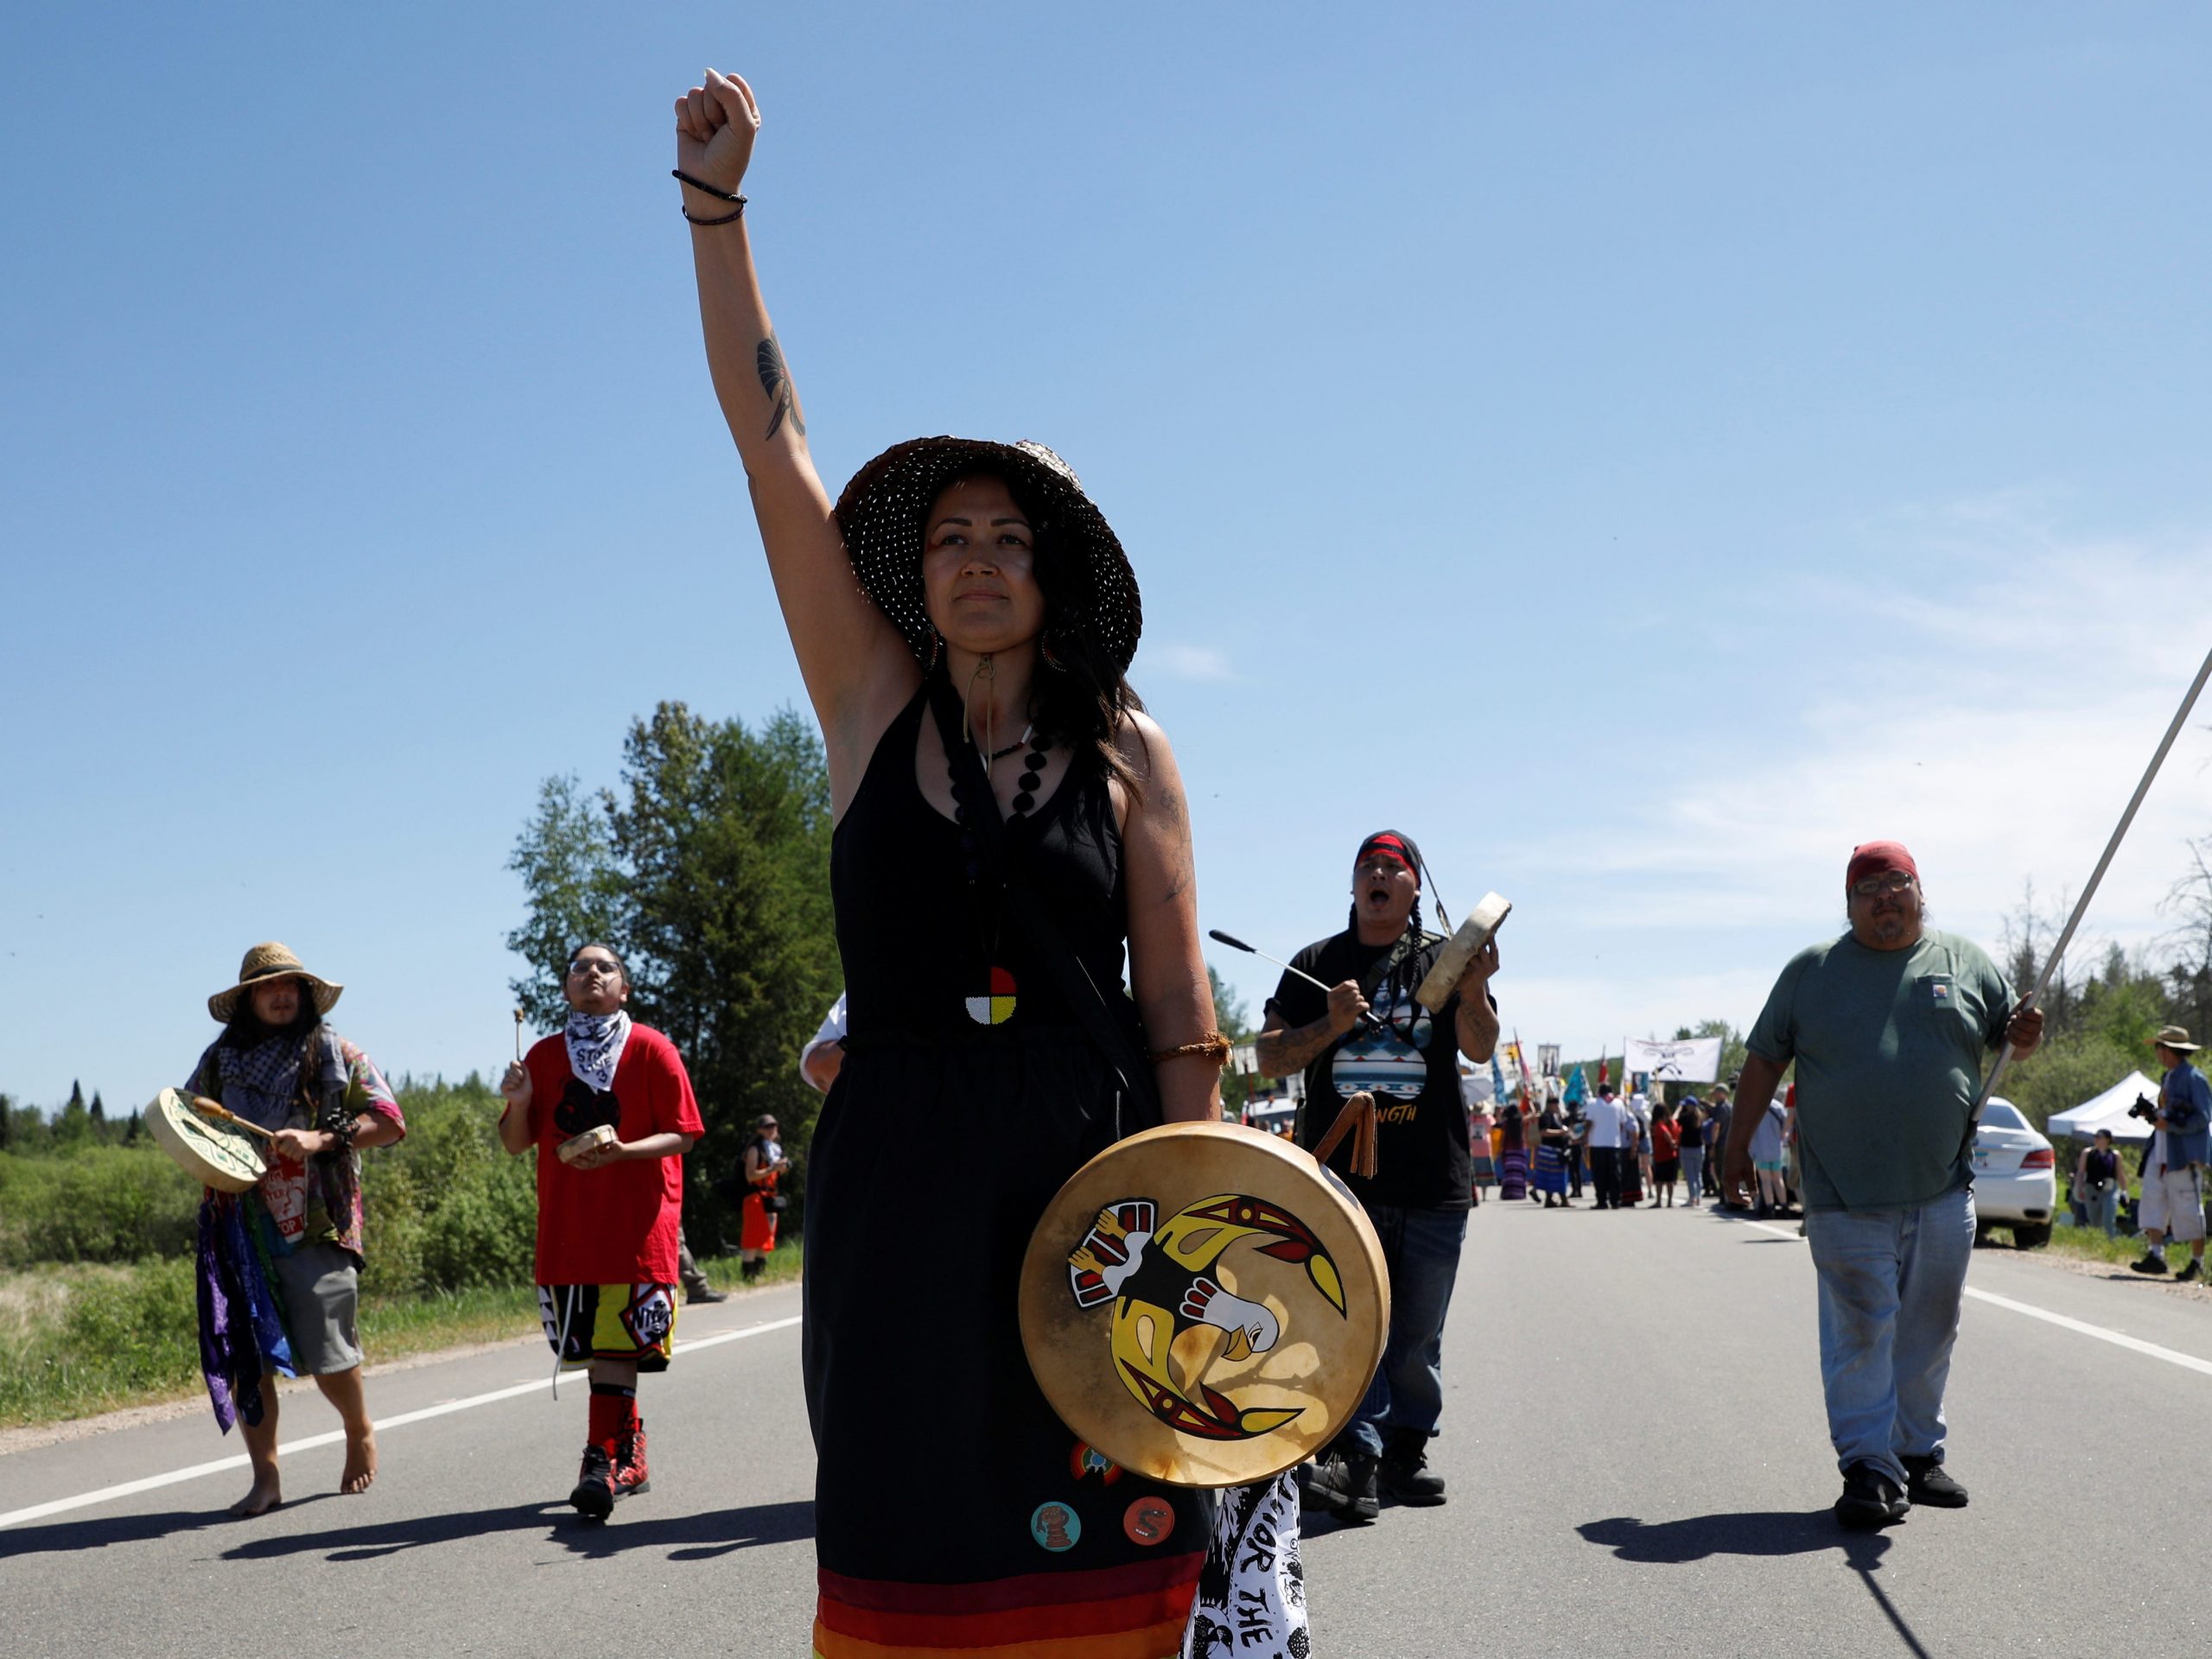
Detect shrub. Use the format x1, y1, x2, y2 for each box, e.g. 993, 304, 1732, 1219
0, 1147, 200, 1267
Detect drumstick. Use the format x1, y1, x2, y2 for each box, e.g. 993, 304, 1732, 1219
514, 1008, 525, 1063
1208, 931, 1384, 1033
189, 1096, 276, 1141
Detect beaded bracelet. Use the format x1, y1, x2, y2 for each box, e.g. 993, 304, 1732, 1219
672, 168, 747, 225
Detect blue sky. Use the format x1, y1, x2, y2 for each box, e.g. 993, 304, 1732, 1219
4, 3, 2209, 1110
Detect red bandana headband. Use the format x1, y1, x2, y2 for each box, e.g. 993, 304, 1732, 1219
1356, 832, 1419, 882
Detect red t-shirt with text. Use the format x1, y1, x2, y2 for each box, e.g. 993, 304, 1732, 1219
524, 1024, 703, 1285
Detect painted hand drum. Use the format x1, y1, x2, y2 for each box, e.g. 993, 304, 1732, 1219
1020, 1120, 1389, 1488
148, 1087, 266, 1194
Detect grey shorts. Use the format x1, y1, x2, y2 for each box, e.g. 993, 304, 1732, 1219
270, 1241, 363, 1374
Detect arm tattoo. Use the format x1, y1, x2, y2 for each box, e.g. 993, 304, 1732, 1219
756, 333, 805, 441
1255, 1015, 1341, 1078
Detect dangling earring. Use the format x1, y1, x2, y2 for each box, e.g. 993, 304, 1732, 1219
925, 626, 944, 672
1040, 632, 1066, 673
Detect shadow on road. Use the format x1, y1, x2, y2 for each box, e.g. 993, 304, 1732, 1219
220, 1497, 816, 1564
1580, 1514, 1929, 1657
0, 1496, 333, 1560
1580, 1510, 1881, 1564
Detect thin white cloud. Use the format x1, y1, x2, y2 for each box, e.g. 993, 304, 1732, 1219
1148, 642, 1239, 683
1519, 519, 2212, 960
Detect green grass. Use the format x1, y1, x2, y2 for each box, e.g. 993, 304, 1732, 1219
2037, 1220, 2200, 1271
0, 1245, 802, 1432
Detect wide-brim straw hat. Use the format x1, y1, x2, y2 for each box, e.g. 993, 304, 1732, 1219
2152, 1024, 2200, 1053
834, 436, 1142, 674
208, 942, 344, 1023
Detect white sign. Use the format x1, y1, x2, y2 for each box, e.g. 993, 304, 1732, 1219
1624, 1037, 1723, 1083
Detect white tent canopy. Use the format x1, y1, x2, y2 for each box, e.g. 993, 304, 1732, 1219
2046, 1071, 2161, 1143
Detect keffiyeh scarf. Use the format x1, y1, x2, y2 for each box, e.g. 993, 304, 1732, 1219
565, 1010, 632, 1093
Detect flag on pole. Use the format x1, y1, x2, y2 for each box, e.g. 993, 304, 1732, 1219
1564, 1066, 1586, 1105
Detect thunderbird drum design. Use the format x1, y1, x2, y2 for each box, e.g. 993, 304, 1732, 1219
1020, 1121, 1388, 1488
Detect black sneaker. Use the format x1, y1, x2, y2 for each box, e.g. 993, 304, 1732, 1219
569, 1442, 617, 1521
1901, 1456, 1967, 1508
683, 1285, 729, 1304
1302, 1450, 1380, 1523
1379, 1433, 1446, 1506
2176, 1259, 2204, 1284
1834, 1461, 1908, 1530
2129, 1254, 2171, 1276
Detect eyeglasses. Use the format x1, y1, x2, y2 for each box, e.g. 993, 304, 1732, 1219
568, 959, 622, 979
1850, 873, 1916, 898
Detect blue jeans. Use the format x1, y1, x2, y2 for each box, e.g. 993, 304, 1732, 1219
1802, 1185, 1975, 1484
1343, 1203, 1467, 1458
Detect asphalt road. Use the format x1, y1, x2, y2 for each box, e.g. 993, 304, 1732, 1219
5, 1201, 2210, 1658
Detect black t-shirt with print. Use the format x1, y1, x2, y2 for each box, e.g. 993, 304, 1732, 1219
1267, 929, 1487, 1211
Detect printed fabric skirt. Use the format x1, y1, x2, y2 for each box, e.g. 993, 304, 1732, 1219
741, 1189, 780, 1253
1532, 1144, 1570, 1197
1497, 1147, 1529, 1202
806, 1032, 1214, 1657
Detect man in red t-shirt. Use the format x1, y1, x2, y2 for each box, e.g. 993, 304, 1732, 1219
499, 943, 704, 1519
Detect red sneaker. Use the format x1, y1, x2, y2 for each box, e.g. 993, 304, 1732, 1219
612, 1423, 651, 1502
569, 1441, 617, 1520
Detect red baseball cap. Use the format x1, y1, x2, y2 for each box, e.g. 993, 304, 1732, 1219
1846, 840, 1918, 890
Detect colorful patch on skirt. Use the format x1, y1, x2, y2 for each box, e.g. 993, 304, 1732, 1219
965, 965, 1017, 1027
537, 1281, 677, 1371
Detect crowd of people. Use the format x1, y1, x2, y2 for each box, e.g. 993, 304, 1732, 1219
153, 59, 2212, 1659
1467, 1077, 1798, 1217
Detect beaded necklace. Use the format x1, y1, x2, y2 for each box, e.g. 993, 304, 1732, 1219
929, 671, 1053, 1027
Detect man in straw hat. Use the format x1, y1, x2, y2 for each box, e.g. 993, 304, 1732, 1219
500, 944, 704, 1520
1726, 841, 2044, 1529
184, 943, 405, 1516
1256, 830, 1501, 1522
2127, 1025, 2209, 1281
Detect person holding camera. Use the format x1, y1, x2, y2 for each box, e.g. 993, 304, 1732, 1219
2076, 1128, 2125, 1238
2128, 1027, 2210, 1281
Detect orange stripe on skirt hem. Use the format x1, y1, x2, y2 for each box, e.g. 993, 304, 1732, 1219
812, 1613, 1186, 1659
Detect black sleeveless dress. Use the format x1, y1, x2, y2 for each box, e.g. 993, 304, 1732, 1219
807, 684, 1208, 1658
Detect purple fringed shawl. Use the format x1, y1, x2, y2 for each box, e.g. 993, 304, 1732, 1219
194, 1193, 296, 1433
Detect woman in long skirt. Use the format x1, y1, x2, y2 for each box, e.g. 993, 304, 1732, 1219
1497, 1102, 1530, 1201
677, 69, 1301, 1658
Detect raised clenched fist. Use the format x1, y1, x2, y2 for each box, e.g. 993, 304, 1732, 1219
674, 68, 761, 200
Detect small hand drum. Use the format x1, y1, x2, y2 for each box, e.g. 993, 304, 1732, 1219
1020, 1121, 1388, 1488
558, 1123, 618, 1165
148, 1087, 266, 1194
1414, 891, 1512, 1012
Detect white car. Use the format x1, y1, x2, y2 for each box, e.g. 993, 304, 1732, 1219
1973, 1096, 2057, 1248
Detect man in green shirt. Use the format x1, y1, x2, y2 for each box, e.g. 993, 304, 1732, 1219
1725, 841, 2044, 1530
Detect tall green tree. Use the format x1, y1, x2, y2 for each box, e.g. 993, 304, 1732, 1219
508, 702, 843, 1233
54, 1081, 91, 1145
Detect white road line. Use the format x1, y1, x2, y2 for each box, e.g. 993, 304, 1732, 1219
1961, 1288, 2212, 1379
1727, 1213, 2212, 1380
0, 1315, 802, 1532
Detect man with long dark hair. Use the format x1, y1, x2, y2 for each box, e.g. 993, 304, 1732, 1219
184, 943, 405, 1516
1255, 831, 1500, 1522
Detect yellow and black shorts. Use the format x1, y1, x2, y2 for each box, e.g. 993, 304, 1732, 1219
537, 1281, 678, 1371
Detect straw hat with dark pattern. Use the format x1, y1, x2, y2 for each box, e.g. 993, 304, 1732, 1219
208, 942, 344, 1023
833, 437, 1142, 674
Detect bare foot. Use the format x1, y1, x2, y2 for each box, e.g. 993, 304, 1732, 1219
228, 1474, 283, 1517
340, 1427, 378, 1494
